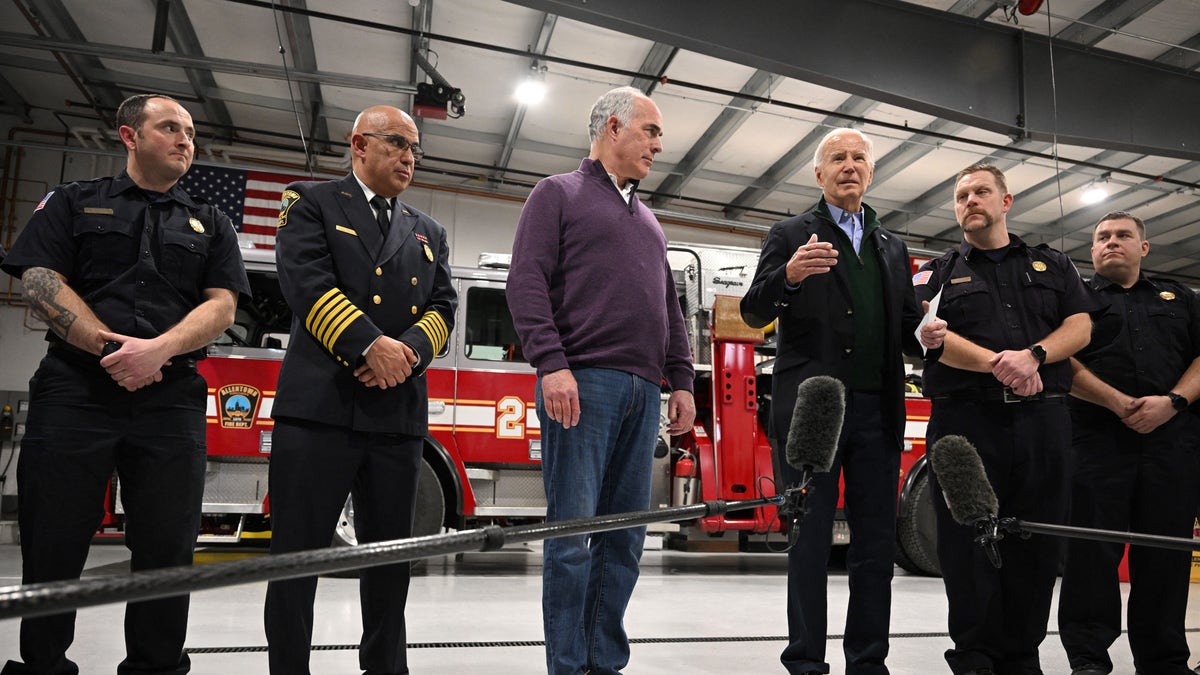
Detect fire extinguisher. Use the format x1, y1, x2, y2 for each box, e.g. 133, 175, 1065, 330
672, 451, 698, 506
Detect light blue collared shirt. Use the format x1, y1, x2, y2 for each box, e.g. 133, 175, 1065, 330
827, 202, 864, 254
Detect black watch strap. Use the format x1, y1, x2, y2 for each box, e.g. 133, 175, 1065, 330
1168, 392, 1188, 411
1028, 344, 1047, 364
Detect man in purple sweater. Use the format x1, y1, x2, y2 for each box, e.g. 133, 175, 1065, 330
507, 85, 696, 675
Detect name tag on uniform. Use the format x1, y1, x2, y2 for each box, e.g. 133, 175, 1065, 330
83, 207, 114, 215
950, 276, 972, 284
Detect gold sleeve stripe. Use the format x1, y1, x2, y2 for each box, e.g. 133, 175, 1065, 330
324, 309, 364, 350
305, 288, 367, 353
414, 310, 449, 353
305, 288, 342, 335
311, 296, 353, 344
317, 301, 358, 346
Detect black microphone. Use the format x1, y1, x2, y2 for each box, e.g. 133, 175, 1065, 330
785, 375, 843, 473
928, 434, 1003, 567
777, 376, 844, 526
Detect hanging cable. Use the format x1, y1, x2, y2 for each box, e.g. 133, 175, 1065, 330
269, 0, 315, 179
1040, 0, 1069, 251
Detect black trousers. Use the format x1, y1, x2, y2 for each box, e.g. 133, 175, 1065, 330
929, 398, 1071, 675
1, 353, 206, 675
263, 417, 422, 675
777, 392, 899, 675
1058, 408, 1200, 675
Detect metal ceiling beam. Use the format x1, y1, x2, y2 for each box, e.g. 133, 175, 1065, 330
20, 0, 128, 123
1154, 30, 1200, 70
0, 31, 418, 95
630, 42, 676, 96
947, 0, 998, 20
158, 0, 237, 141
724, 96, 879, 220
275, 0, 330, 154
0, 71, 33, 123
651, 69, 775, 208
1049, 162, 1200, 237
0, 51, 361, 123
502, 0, 1200, 161
870, 119, 969, 186
494, 12, 557, 178
1055, 0, 1166, 47
879, 139, 1054, 238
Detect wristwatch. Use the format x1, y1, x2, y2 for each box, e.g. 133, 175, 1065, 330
1168, 392, 1189, 411
1028, 344, 1047, 364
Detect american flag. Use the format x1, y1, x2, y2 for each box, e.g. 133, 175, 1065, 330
178, 165, 318, 248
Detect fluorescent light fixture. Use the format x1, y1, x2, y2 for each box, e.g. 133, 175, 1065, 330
515, 79, 545, 105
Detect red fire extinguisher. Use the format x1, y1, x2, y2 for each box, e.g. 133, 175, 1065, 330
672, 451, 698, 506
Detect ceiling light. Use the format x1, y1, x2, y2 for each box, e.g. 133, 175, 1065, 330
1080, 183, 1108, 205
1080, 172, 1112, 205
515, 79, 545, 105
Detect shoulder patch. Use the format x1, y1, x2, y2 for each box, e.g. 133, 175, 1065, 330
912, 270, 932, 286
34, 191, 54, 212
278, 189, 301, 228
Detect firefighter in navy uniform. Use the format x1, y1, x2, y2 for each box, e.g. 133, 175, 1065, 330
914, 164, 1103, 675
1058, 212, 1200, 675
0, 94, 248, 675
263, 105, 456, 675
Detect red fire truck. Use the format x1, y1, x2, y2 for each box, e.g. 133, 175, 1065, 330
123, 242, 942, 575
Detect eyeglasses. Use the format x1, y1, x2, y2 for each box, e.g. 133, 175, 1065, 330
362, 133, 424, 161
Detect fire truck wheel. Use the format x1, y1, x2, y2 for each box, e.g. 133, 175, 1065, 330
332, 457, 447, 548
896, 469, 941, 576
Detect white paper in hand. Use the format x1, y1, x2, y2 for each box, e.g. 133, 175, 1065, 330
916, 287, 942, 355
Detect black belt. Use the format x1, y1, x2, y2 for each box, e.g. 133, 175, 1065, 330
934, 389, 1068, 404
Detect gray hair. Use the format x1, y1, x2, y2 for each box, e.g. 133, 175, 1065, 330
588, 86, 644, 143
812, 127, 875, 170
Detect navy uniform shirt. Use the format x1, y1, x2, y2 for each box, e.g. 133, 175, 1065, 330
1, 171, 251, 359
914, 234, 1103, 397
1076, 273, 1200, 400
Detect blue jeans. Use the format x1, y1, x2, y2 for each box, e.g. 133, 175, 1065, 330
538, 368, 662, 675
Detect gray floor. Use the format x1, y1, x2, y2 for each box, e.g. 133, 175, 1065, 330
0, 538, 1197, 674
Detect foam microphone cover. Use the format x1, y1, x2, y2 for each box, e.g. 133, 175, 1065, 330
928, 434, 999, 526
785, 375, 844, 473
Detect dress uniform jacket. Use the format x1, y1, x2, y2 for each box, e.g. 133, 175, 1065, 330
271, 174, 456, 436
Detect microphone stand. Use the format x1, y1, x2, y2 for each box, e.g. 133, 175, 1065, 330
998, 518, 1200, 552
776, 468, 816, 548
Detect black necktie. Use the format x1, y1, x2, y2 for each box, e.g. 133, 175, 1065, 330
370, 196, 391, 235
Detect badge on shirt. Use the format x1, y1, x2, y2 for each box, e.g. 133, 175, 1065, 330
950, 276, 972, 284
34, 191, 54, 212
1031, 261, 1047, 272
278, 190, 301, 229
414, 232, 428, 244
912, 270, 932, 286
1160, 291, 1177, 301
424, 243, 434, 262
189, 217, 205, 233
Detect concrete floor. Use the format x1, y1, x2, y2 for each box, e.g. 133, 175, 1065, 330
0, 538, 1197, 674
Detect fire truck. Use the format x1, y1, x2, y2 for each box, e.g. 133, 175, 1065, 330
143, 242, 943, 575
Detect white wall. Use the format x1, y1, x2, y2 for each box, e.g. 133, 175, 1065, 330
0, 138, 765, 391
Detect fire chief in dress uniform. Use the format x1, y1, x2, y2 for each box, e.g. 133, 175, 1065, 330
263, 105, 456, 675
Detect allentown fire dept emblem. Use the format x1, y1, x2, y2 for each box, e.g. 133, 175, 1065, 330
218, 384, 262, 429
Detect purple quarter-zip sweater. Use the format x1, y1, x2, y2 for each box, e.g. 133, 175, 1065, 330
507, 158, 693, 393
